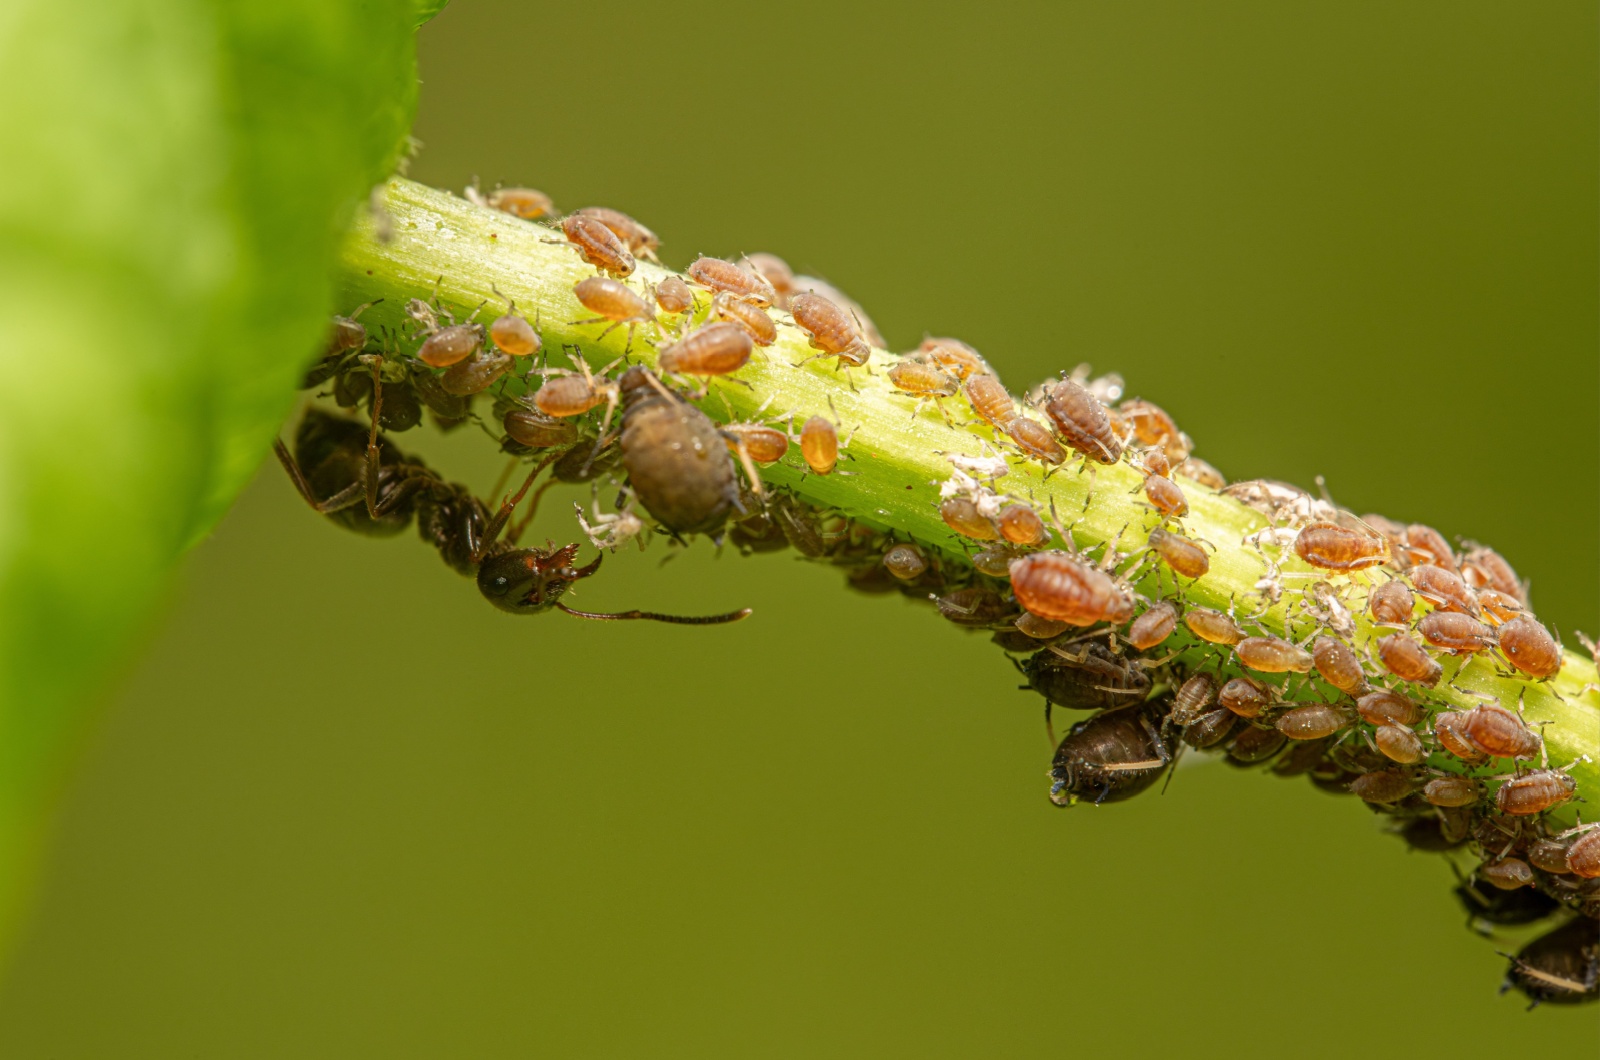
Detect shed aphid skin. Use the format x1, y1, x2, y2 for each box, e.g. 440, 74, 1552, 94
559, 215, 636, 277
711, 292, 778, 346
571, 276, 656, 350
686, 255, 777, 307
468, 184, 555, 220
574, 206, 660, 261
790, 290, 872, 373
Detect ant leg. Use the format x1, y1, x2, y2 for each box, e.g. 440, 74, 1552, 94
473, 448, 565, 563
274, 440, 363, 514
364, 361, 385, 518
556, 603, 752, 625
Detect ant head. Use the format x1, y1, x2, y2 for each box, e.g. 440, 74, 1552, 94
476, 544, 601, 615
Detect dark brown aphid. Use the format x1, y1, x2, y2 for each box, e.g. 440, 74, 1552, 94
740, 253, 796, 305
1368, 580, 1415, 626
560, 215, 635, 277
1479, 857, 1536, 890
1118, 399, 1184, 458
658, 321, 754, 379
1015, 612, 1072, 640
1374, 724, 1425, 764
800, 415, 840, 476
1423, 775, 1484, 807
711, 292, 777, 346
1293, 521, 1389, 572
1312, 636, 1367, 695
1477, 589, 1526, 626
1355, 689, 1422, 727
1009, 551, 1134, 627
617, 366, 741, 535
919, 337, 992, 381
1171, 673, 1217, 726
1568, 829, 1600, 878
1349, 768, 1418, 804
1174, 457, 1225, 489
1500, 917, 1600, 1007
1184, 607, 1245, 646
1461, 545, 1525, 603
1147, 527, 1209, 580
1126, 601, 1177, 651
686, 256, 776, 306
1142, 475, 1188, 518
326, 300, 378, 354
1409, 565, 1480, 616
1460, 704, 1541, 760
936, 587, 1015, 627
1183, 708, 1237, 748
1496, 770, 1577, 816
1048, 699, 1173, 806
1433, 711, 1490, 765
572, 276, 655, 346
1527, 837, 1573, 874
503, 405, 579, 449
964, 372, 1016, 428
1235, 635, 1313, 674
997, 503, 1047, 546
1418, 610, 1495, 654
1043, 379, 1123, 465
417, 322, 487, 368
1376, 632, 1442, 686
654, 276, 696, 316
790, 291, 871, 368
482, 186, 554, 220
1401, 523, 1457, 570
1497, 615, 1562, 679
1023, 642, 1150, 713
939, 496, 998, 540
1227, 725, 1287, 764
720, 422, 790, 464
440, 349, 511, 396
1275, 703, 1352, 741
1219, 676, 1270, 718
574, 206, 660, 260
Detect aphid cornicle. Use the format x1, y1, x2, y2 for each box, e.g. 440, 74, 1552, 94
1417, 611, 1495, 653
996, 503, 1047, 546
1478, 857, 1536, 891
1501, 917, 1600, 1008
1568, 830, 1600, 878
1376, 632, 1442, 686
711, 292, 777, 346
1460, 704, 1541, 760
1274, 704, 1352, 741
1219, 676, 1270, 718
1235, 635, 1313, 674
617, 366, 741, 536
1043, 378, 1123, 465
658, 321, 754, 379
1368, 580, 1415, 626
1373, 724, 1425, 764
800, 415, 840, 476
1126, 601, 1177, 651
560, 215, 635, 277
1408, 565, 1479, 616
964, 373, 1016, 428
1497, 615, 1562, 679
1146, 527, 1209, 580
686, 255, 777, 306
1293, 521, 1389, 571
1311, 636, 1367, 695
1423, 775, 1484, 807
1009, 552, 1134, 627
574, 206, 660, 259
572, 276, 655, 346
1184, 607, 1245, 645
1047, 699, 1173, 806
790, 291, 871, 368
1355, 689, 1422, 727
1495, 770, 1577, 816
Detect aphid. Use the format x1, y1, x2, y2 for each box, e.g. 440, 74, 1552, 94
560, 215, 635, 277
1500, 917, 1600, 1007
1527, 837, 1573, 874
1118, 399, 1183, 455
711, 292, 777, 346
1015, 613, 1072, 641
1409, 565, 1480, 616
1293, 521, 1389, 571
720, 422, 790, 464
1043, 378, 1123, 465
1022, 642, 1150, 712
1142, 475, 1188, 518
1311, 637, 1367, 695
1174, 457, 1225, 489
740, 253, 796, 305
1398, 815, 1466, 853
1433, 711, 1490, 765
326, 299, 378, 354
1146, 527, 1209, 580
936, 587, 1015, 627
1126, 601, 1177, 651
1374, 724, 1425, 764
1477, 590, 1526, 626
1227, 725, 1287, 764
1219, 676, 1270, 718
617, 366, 741, 536
1368, 580, 1415, 626
1235, 635, 1313, 674
1142, 449, 1172, 477
1460, 705, 1541, 760
790, 291, 871, 369
1355, 689, 1422, 727
996, 503, 1048, 546
658, 321, 754, 380
1004, 417, 1067, 466
417, 321, 487, 368
532, 353, 619, 419
1047, 699, 1173, 806
800, 415, 841, 476
1567, 829, 1600, 878
489, 308, 540, 359
1401, 523, 1456, 570
1423, 775, 1484, 807
1478, 857, 1536, 890
574, 206, 660, 260
481, 186, 554, 220
1497, 615, 1562, 679
1171, 673, 1217, 726
1461, 545, 1525, 603
1496, 769, 1577, 816
972, 545, 1025, 577
919, 338, 993, 381
964, 372, 1016, 428
939, 496, 999, 540
1416, 611, 1494, 654
889, 358, 959, 399
1275, 703, 1352, 741
440, 349, 512, 396
1349, 769, 1418, 804
1376, 632, 1442, 686
572, 276, 655, 347
1183, 708, 1237, 748
686, 256, 776, 306
1009, 551, 1134, 626
795, 275, 886, 347
654, 276, 696, 316
575, 496, 646, 552
1184, 607, 1245, 645
503, 405, 579, 449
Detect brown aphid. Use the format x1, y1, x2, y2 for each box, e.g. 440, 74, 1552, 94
658, 321, 754, 379
490, 312, 540, 358
326, 301, 375, 354
1312, 636, 1368, 695
1501, 917, 1600, 1007
560, 215, 635, 277
1349, 768, 1418, 804
654, 276, 696, 316
1460, 705, 1541, 760
740, 253, 796, 304
1376, 632, 1442, 686
1236, 635, 1313, 674
919, 338, 992, 381
1374, 724, 1426, 764
1048, 699, 1173, 806
440, 349, 511, 396
686, 255, 776, 307
1126, 601, 1178, 651
1355, 688, 1423, 727
574, 206, 659, 259
1119, 399, 1181, 452
503, 406, 579, 449
1009, 551, 1134, 627
1368, 580, 1415, 626
1043, 379, 1124, 465
1409, 565, 1480, 616
532, 356, 617, 418
997, 504, 1048, 547
720, 422, 789, 464
1015, 612, 1072, 640
572, 275, 655, 347
417, 322, 486, 368
1174, 456, 1225, 489
1401, 523, 1457, 571
972, 545, 1025, 578
617, 365, 740, 536
1171, 673, 1217, 726
1433, 711, 1490, 765
1183, 708, 1237, 748
1496, 770, 1577, 816
938, 496, 998, 541
1141, 473, 1188, 519
1293, 521, 1389, 572
1527, 838, 1573, 874
879, 543, 929, 580
800, 415, 840, 476
1184, 607, 1245, 646
711, 292, 777, 346
1479, 857, 1536, 891
1228, 725, 1287, 764
794, 275, 885, 348
1147, 527, 1209, 580
1497, 615, 1562, 679
1142, 449, 1172, 478
888, 359, 960, 399
1423, 775, 1484, 807
1477, 589, 1526, 626
1219, 676, 1270, 718
1005, 417, 1067, 466
790, 291, 871, 368
936, 587, 1015, 627
1417, 611, 1494, 654
1461, 545, 1525, 603
1568, 830, 1600, 878
964, 372, 1016, 429
1274, 737, 1332, 777
483, 186, 554, 220
1275, 703, 1352, 741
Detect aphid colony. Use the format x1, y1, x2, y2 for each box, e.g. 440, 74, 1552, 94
298, 181, 1595, 1008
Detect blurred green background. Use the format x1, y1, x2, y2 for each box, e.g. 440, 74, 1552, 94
1, 1, 1594, 1054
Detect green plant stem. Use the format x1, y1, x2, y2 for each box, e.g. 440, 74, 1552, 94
334, 177, 1598, 824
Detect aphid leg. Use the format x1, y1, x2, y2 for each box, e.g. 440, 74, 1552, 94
579, 386, 623, 477
730, 437, 766, 500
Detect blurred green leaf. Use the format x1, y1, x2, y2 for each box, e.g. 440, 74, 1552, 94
0, 0, 418, 948
415, 0, 452, 28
